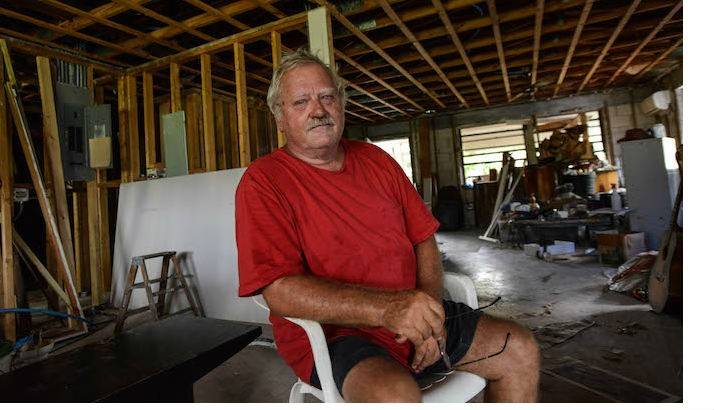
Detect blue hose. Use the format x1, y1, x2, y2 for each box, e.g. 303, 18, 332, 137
0, 308, 93, 325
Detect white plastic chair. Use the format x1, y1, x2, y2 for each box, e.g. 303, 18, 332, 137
254, 272, 487, 403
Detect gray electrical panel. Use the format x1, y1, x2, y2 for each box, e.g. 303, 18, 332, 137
56, 82, 93, 181
161, 111, 189, 178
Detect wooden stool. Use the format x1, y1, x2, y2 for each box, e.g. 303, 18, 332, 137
114, 251, 202, 334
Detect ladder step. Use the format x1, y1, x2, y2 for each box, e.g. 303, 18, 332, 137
130, 278, 170, 289
152, 288, 181, 296
125, 306, 151, 316
131, 251, 176, 262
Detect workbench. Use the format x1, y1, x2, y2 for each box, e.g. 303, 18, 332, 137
0, 315, 261, 402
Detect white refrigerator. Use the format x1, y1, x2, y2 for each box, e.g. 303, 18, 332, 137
620, 137, 681, 250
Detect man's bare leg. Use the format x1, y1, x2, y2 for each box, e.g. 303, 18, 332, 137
455, 314, 540, 402
341, 356, 422, 402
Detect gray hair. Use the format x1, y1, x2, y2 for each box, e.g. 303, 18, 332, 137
266, 48, 346, 120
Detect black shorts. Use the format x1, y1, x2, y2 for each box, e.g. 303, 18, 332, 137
309, 299, 482, 394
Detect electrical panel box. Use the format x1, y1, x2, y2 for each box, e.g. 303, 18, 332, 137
56, 82, 93, 181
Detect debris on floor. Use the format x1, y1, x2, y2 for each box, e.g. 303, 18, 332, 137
607, 251, 658, 301
617, 321, 648, 336
601, 348, 626, 362
532, 319, 596, 349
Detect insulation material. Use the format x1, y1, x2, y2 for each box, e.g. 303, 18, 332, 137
111, 168, 270, 324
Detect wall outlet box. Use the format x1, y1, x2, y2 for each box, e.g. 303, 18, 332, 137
13, 188, 29, 203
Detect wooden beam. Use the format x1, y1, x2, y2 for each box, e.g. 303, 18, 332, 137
37, 56, 77, 296
0, 7, 152, 60
126, 12, 308, 74
578, 0, 642, 93
525, 115, 538, 165
486, 0, 511, 101
227, 101, 239, 169
234, 42, 251, 167
606, 1, 682, 86
347, 99, 388, 120
181, 0, 251, 30
347, 82, 404, 116
143, 72, 156, 170
215, 99, 226, 169
431, 0, 489, 106
307, 6, 335, 68
110, 1, 270, 54
185, 92, 202, 172
553, 0, 594, 97
38, 0, 184, 53
170, 63, 182, 112
126, 74, 141, 181
0, 48, 15, 340
2, 41, 85, 329
201, 54, 216, 172
377, 0, 464, 107
346, 110, 374, 123
313, 0, 442, 109
531, 0, 544, 88
12, 230, 71, 307
111, 0, 213, 42
335, 49, 423, 111
634, 38, 683, 81
271, 31, 286, 148
46, 0, 150, 41
117, 76, 130, 182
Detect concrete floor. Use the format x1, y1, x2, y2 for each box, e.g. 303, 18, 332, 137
190, 229, 682, 403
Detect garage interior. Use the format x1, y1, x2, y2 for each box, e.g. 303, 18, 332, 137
0, 0, 685, 403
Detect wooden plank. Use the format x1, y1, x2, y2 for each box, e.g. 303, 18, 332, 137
418, 118, 431, 189
271, 31, 286, 148
347, 99, 387, 120
524, 115, 538, 165
347, 82, 404, 115
431, 0, 489, 106
143, 72, 156, 170
634, 38, 683, 81
553, 0, 594, 97
182, 0, 250, 30
97, 171, 111, 294
485, 0, 511, 101
377, 0, 463, 107
335, 49, 422, 111
307, 7, 335, 68
214, 99, 226, 170
233, 42, 251, 167
36, 56, 77, 295
170, 62, 182, 112
185, 92, 202, 172
314, 0, 442, 108
117, 76, 130, 182
2, 42, 86, 329
606, 1, 682, 86
531, 0, 544, 89
86, 65, 95, 101
228, 101, 239, 169
158, 101, 170, 169
72, 190, 89, 292
126, 74, 141, 181
0, 48, 16, 340
126, 12, 308, 74
12, 230, 71, 307
0, 7, 151, 60
578, 0, 642, 93
580, 113, 593, 159
201, 54, 216, 172
86, 176, 102, 306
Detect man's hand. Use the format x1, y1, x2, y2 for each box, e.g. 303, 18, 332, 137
383, 290, 445, 346
411, 336, 443, 373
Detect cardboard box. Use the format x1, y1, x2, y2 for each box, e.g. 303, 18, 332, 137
595, 231, 647, 265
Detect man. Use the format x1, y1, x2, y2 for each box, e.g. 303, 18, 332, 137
236, 49, 539, 402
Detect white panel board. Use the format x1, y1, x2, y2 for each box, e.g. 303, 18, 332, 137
111, 168, 270, 324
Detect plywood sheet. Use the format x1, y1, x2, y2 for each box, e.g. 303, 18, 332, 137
111, 168, 269, 324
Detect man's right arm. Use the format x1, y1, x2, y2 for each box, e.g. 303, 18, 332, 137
263, 275, 445, 346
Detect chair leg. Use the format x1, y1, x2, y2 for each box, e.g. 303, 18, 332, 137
289, 381, 306, 403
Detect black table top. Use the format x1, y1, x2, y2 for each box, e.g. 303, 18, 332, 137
0, 315, 261, 402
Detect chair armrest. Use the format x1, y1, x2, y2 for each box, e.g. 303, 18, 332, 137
443, 272, 478, 309
252, 297, 343, 402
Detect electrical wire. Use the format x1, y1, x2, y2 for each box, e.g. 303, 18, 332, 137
0, 308, 93, 325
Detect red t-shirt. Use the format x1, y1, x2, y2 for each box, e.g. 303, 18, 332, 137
235, 139, 439, 382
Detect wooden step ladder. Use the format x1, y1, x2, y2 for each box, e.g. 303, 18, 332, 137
114, 251, 203, 334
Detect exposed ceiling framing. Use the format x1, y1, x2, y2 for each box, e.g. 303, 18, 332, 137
0, 0, 683, 124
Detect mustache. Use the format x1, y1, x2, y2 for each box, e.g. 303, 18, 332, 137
306, 115, 335, 131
